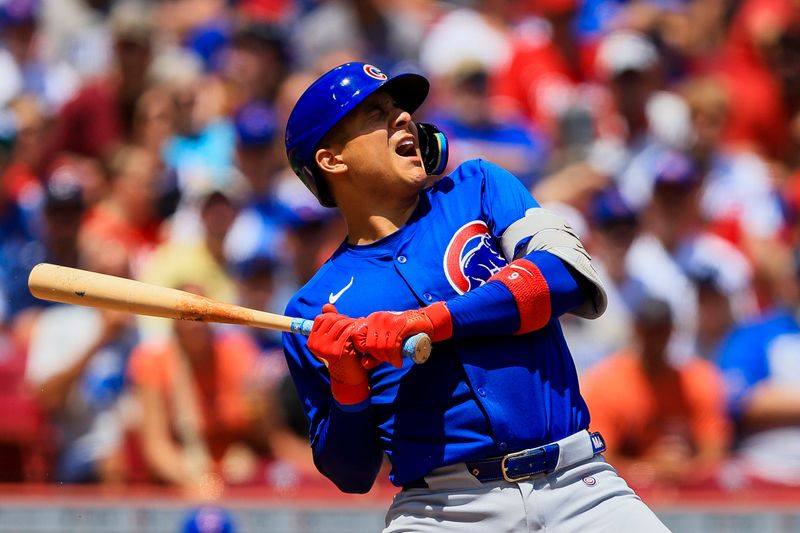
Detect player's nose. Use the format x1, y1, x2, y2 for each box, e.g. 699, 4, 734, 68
392, 109, 412, 130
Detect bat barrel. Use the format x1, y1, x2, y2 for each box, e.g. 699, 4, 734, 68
29, 263, 431, 364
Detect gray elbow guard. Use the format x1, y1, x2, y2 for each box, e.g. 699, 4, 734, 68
500, 207, 608, 319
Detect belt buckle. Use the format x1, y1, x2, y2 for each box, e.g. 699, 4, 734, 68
501, 449, 534, 483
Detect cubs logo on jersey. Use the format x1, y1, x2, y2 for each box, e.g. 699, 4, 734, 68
444, 220, 508, 294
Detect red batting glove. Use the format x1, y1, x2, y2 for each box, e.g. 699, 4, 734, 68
354, 302, 452, 368
307, 304, 369, 405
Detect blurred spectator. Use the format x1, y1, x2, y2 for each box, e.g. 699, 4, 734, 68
491, 0, 606, 146
131, 87, 181, 221
717, 250, 800, 486
258, 375, 322, 493
561, 186, 643, 372
1, 95, 45, 203
715, 0, 800, 162
291, 0, 424, 71
226, 258, 322, 492
151, 0, 230, 72
232, 254, 280, 352
625, 150, 703, 361
232, 101, 281, 196
39, 0, 114, 79
0, 297, 48, 482
46, 1, 155, 162
223, 22, 288, 107
624, 150, 753, 362
681, 76, 784, 244
419, 1, 512, 81
157, 48, 236, 199
79, 145, 163, 270
281, 189, 346, 287
139, 186, 241, 340
429, 61, 549, 188
132, 86, 176, 160
181, 505, 236, 533
128, 288, 264, 488
25, 240, 137, 483
691, 271, 738, 361
621, 77, 785, 247
596, 30, 663, 143
0, 0, 80, 111
0, 150, 41, 320
582, 297, 730, 488
223, 116, 292, 295
38, 169, 86, 269
677, 233, 758, 354
594, 32, 704, 203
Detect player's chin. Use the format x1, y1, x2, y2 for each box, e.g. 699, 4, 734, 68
407, 167, 429, 189
395, 154, 425, 180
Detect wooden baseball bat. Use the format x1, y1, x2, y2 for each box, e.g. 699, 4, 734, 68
27, 263, 431, 364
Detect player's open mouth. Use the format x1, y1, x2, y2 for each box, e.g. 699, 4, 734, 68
395, 139, 417, 158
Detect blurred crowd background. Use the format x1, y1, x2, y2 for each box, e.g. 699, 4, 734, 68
0, 0, 799, 502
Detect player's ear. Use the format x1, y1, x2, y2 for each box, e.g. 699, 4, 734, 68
315, 147, 347, 175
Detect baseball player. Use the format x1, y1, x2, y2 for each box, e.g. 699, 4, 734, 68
282, 62, 670, 532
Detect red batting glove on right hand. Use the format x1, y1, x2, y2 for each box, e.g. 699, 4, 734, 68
307, 304, 369, 405
354, 302, 452, 368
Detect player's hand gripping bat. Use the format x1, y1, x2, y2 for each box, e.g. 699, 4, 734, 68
27, 263, 431, 364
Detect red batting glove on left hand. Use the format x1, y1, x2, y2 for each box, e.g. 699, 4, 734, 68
354, 302, 452, 368
307, 304, 370, 405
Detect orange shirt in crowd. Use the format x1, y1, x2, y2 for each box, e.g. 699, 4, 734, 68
128, 331, 259, 459
581, 351, 730, 458
80, 203, 162, 258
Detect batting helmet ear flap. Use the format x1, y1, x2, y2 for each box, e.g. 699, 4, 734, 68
416, 122, 449, 176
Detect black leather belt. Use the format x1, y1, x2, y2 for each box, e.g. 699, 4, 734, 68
402, 432, 605, 491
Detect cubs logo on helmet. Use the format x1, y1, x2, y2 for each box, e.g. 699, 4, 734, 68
444, 221, 507, 294
363, 64, 388, 80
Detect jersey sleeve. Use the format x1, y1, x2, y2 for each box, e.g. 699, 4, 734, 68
478, 159, 539, 243
437, 160, 591, 337
446, 250, 587, 338
282, 297, 383, 493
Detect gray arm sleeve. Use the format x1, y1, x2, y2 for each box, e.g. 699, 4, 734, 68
500, 207, 608, 319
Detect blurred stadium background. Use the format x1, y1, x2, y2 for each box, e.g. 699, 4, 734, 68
1, 0, 799, 531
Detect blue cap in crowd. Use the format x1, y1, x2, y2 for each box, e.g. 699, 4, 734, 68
43, 163, 86, 212
591, 186, 638, 226
232, 252, 278, 280
186, 21, 231, 72
0, 0, 38, 25
181, 506, 235, 533
653, 150, 699, 189
235, 101, 277, 148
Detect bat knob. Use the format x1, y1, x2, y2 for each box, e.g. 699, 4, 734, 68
402, 333, 432, 364
292, 318, 314, 336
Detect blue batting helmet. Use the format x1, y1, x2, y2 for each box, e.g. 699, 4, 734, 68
285, 62, 430, 207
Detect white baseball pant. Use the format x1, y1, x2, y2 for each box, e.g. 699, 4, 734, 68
384, 431, 671, 533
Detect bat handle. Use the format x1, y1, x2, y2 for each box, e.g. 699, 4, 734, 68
290, 318, 432, 364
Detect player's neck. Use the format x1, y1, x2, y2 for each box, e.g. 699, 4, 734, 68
341, 196, 420, 245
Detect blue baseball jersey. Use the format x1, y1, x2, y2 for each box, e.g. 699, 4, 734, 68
283, 159, 591, 492
718, 309, 800, 419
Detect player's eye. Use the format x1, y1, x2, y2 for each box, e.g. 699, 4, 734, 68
366, 104, 385, 120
